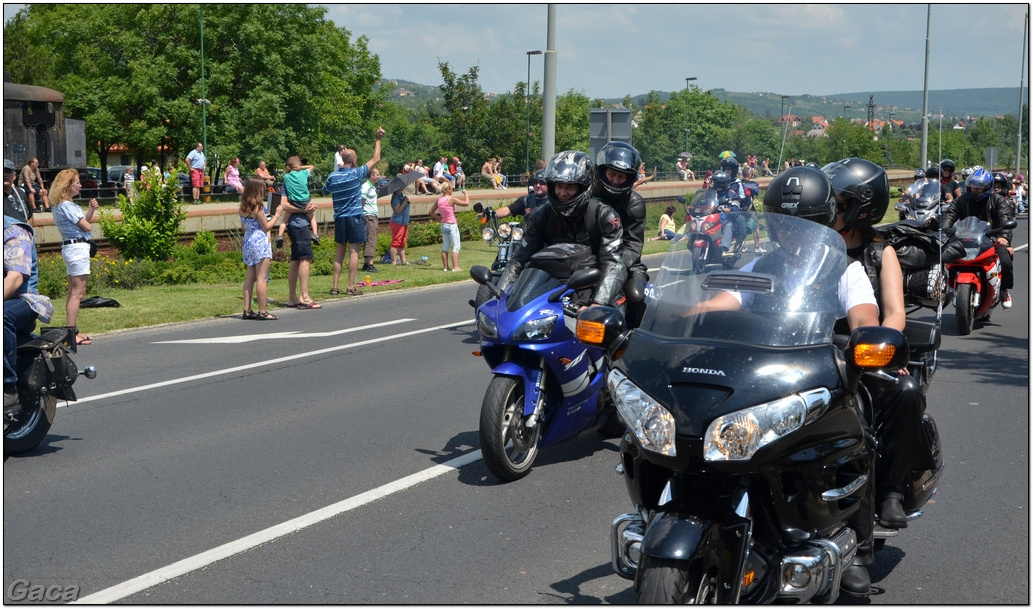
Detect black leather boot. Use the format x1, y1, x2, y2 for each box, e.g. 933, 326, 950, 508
879, 491, 908, 529
840, 563, 871, 598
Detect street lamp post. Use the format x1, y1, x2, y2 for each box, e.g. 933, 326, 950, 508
778, 96, 790, 172
525, 50, 542, 174
684, 77, 697, 154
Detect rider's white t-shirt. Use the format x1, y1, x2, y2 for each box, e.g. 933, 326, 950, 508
730, 252, 877, 319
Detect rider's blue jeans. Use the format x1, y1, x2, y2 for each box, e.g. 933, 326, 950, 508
4, 298, 36, 388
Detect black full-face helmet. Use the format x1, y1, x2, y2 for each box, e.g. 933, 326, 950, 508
720, 156, 740, 177
593, 141, 640, 204
763, 165, 837, 228
993, 172, 1010, 193
821, 158, 889, 230
711, 171, 732, 195
544, 150, 594, 217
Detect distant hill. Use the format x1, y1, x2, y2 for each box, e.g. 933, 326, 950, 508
379, 79, 1027, 125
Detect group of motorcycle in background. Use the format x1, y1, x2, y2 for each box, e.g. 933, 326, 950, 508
469, 146, 1020, 603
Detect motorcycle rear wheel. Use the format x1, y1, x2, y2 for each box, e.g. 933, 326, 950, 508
955, 283, 975, 335
637, 555, 719, 604
479, 375, 540, 482
4, 394, 57, 456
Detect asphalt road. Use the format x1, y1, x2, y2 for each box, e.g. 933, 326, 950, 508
3, 220, 1029, 604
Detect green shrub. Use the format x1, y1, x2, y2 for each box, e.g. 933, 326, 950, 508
98, 171, 186, 261
192, 229, 218, 255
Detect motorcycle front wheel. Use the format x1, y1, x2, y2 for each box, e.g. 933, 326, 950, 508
472, 284, 495, 311
636, 555, 719, 604
955, 283, 975, 335
479, 375, 540, 482
4, 393, 57, 456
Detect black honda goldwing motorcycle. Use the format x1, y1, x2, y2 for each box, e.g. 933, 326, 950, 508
576, 214, 942, 603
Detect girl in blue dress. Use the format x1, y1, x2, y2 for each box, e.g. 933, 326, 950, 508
239, 178, 283, 320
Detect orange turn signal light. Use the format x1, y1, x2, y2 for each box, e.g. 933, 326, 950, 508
576, 319, 607, 345
852, 343, 897, 367
742, 569, 755, 588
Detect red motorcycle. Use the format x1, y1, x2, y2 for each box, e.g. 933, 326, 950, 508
677, 189, 743, 273
945, 216, 1018, 335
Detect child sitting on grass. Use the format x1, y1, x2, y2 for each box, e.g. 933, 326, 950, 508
275, 156, 320, 249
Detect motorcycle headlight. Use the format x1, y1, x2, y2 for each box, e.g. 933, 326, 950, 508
481, 228, 495, 242
513, 315, 557, 340
497, 223, 512, 239
703, 388, 830, 462
477, 311, 498, 339
511, 226, 524, 241
702, 221, 718, 232
608, 369, 676, 456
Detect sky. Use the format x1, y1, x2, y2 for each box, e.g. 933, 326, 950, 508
3, 3, 1029, 100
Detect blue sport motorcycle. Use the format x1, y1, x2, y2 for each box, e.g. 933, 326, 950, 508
470, 247, 624, 482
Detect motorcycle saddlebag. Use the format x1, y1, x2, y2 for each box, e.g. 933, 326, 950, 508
903, 265, 947, 309
20, 351, 75, 395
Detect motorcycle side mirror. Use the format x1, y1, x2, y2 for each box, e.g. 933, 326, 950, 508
575, 306, 628, 358
987, 219, 1018, 238
894, 203, 908, 212
473, 202, 484, 213
567, 268, 602, 291
676, 195, 686, 204
470, 265, 493, 285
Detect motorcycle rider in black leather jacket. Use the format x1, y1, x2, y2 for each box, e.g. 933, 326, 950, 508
822, 159, 941, 599
492, 169, 548, 221
496, 150, 627, 307
592, 142, 647, 326
937, 168, 1015, 308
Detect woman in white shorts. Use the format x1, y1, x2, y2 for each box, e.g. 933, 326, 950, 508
49, 169, 99, 346
429, 181, 469, 271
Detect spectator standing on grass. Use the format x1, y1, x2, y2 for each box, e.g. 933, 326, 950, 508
238, 179, 283, 321
275, 157, 320, 250
324, 127, 384, 297
429, 181, 470, 272
185, 142, 206, 204
19, 158, 49, 212
389, 189, 411, 266
49, 168, 98, 346
361, 168, 381, 274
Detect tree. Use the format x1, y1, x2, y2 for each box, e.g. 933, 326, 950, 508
3, 4, 383, 179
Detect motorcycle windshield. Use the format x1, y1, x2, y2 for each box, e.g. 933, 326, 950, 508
507, 267, 562, 312
953, 216, 993, 257
640, 213, 848, 348
913, 181, 942, 207
689, 188, 719, 217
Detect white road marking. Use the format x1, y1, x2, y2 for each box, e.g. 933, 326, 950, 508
68, 319, 474, 406
152, 318, 417, 344
71, 450, 485, 604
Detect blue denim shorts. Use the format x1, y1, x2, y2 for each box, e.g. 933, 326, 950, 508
334, 215, 366, 245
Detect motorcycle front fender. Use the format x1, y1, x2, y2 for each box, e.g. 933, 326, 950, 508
490, 361, 541, 416
950, 271, 983, 293
641, 509, 752, 603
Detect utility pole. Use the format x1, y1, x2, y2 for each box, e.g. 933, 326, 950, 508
1018, 12, 1028, 175
541, 5, 557, 161
920, 4, 931, 169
